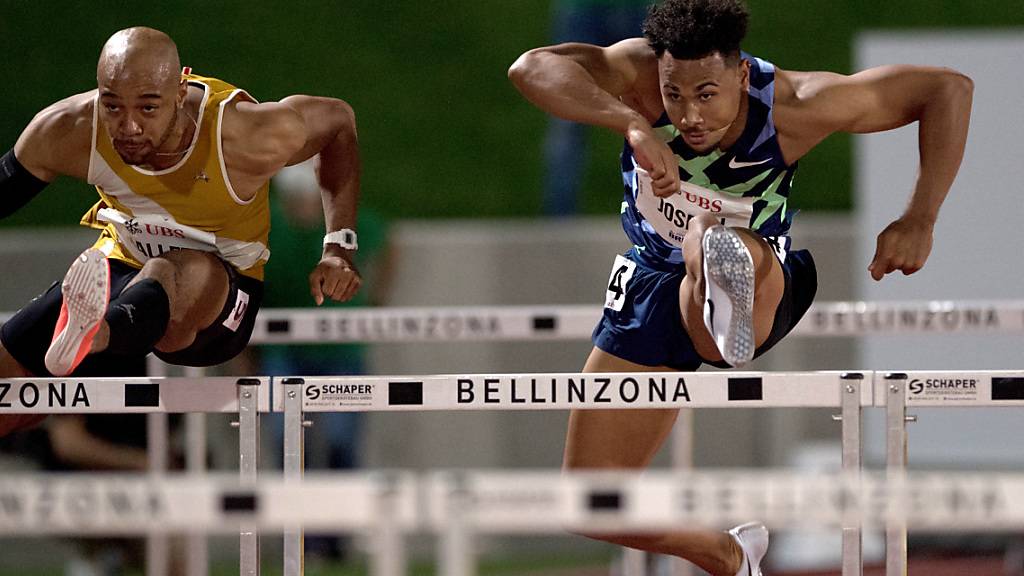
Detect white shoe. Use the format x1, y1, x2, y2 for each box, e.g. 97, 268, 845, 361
702, 226, 755, 367
729, 522, 769, 576
44, 249, 110, 376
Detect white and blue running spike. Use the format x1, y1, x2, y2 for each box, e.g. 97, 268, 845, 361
702, 226, 755, 367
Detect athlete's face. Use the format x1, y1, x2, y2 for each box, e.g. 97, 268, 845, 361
658, 52, 748, 153
97, 70, 186, 166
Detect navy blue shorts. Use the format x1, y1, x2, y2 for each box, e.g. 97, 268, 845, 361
592, 244, 817, 370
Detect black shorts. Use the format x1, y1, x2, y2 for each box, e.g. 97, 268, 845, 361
0, 258, 263, 376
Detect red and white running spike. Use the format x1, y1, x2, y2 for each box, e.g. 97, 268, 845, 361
44, 249, 110, 376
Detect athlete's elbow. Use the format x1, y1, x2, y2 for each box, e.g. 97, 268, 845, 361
940, 69, 974, 104
508, 49, 548, 89
326, 99, 357, 141
507, 52, 530, 86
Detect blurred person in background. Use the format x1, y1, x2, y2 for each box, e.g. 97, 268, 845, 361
254, 158, 392, 564
544, 0, 649, 216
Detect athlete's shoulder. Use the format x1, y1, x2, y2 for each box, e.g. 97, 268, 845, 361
225, 99, 304, 149
27, 91, 95, 140
609, 37, 660, 80
219, 96, 305, 181
15, 91, 95, 180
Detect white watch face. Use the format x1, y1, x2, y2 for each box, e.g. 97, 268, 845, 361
324, 230, 358, 249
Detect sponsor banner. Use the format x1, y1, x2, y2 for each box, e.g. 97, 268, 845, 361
892, 372, 1024, 406
0, 378, 269, 413
0, 474, 417, 535
7, 301, 1024, 345
794, 301, 1024, 336
425, 470, 1024, 533
295, 372, 847, 412
250, 306, 600, 344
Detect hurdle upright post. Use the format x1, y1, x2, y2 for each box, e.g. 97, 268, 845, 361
666, 407, 695, 576
440, 473, 475, 576
281, 378, 305, 576
237, 378, 262, 576
185, 366, 210, 576
371, 472, 407, 576
839, 372, 865, 576
145, 356, 170, 576
884, 373, 909, 576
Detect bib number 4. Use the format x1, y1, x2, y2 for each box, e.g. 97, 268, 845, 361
604, 255, 636, 311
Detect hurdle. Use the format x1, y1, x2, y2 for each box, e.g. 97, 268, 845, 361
0, 376, 270, 575
119, 299, 1024, 576
276, 370, 871, 576
875, 370, 1024, 576
6, 468, 1024, 573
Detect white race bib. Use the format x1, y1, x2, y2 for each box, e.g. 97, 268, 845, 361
98, 208, 218, 263
633, 167, 754, 247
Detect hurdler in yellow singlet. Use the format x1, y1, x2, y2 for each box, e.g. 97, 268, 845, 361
82, 73, 270, 280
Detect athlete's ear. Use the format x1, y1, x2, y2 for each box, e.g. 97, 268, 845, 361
739, 58, 750, 91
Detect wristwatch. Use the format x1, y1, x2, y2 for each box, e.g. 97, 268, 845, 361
323, 229, 358, 250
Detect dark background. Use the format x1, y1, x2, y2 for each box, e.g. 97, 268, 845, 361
2, 1, 1020, 225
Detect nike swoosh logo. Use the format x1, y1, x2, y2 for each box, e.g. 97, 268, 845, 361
728, 157, 771, 169
706, 299, 716, 335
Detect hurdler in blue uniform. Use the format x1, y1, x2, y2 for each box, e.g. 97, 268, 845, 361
510, 0, 972, 574
601, 51, 815, 371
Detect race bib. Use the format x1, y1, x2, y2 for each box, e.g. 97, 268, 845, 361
604, 254, 636, 311
98, 208, 218, 263
633, 167, 754, 247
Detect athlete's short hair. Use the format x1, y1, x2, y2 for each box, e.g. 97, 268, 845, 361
642, 0, 749, 62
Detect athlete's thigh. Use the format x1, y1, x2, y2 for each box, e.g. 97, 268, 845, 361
144, 250, 231, 330
564, 347, 680, 470
0, 339, 31, 378
679, 228, 785, 361
0, 340, 47, 437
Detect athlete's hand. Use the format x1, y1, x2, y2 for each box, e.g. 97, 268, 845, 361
868, 215, 935, 281
627, 122, 679, 198
309, 250, 362, 305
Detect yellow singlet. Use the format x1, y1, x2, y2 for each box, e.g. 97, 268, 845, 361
82, 72, 270, 281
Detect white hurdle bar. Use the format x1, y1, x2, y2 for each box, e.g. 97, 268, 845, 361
0, 376, 271, 574
5, 299, 1024, 344
874, 370, 1024, 576
246, 299, 1024, 344
277, 371, 869, 576
1, 470, 1023, 537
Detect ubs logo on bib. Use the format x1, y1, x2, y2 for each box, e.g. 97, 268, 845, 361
633, 167, 754, 247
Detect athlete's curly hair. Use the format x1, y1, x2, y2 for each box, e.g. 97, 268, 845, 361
642, 0, 749, 61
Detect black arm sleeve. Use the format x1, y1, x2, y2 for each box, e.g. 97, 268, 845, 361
0, 149, 50, 219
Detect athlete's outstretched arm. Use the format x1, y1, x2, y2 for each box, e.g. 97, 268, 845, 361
508, 39, 680, 197
279, 95, 362, 305
784, 66, 974, 280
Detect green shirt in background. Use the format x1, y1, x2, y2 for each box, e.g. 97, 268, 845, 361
260, 195, 388, 372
